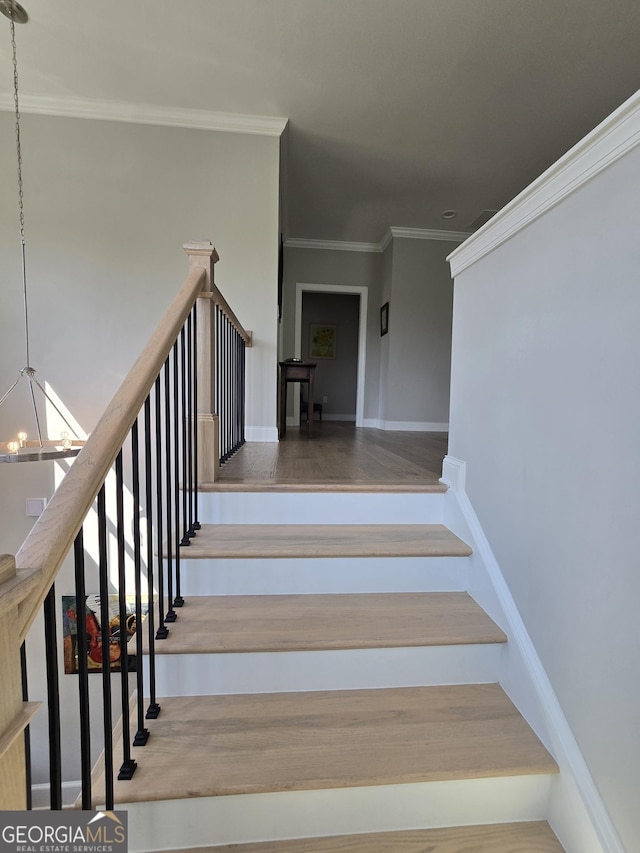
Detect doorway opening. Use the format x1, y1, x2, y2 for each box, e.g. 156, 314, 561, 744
294, 283, 368, 427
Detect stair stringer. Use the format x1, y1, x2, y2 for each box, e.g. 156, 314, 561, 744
440, 455, 623, 853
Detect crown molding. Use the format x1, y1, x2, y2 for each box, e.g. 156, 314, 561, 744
286, 227, 471, 255
448, 88, 640, 277
0, 93, 288, 137
285, 237, 381, 253
387, 226, 472, 244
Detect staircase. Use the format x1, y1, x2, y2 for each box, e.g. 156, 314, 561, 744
99, 486, 563, 852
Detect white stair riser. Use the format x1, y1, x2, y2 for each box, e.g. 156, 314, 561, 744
197, 492, 445, 525
171, 556, 469, 596
121, 775, 553, 852
145, 644, 505, 696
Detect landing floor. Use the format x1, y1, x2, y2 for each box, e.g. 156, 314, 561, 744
213, 423, 448, 490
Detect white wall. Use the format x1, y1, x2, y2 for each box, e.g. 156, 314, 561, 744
0, 110, 281, 790
447, 100, 640, 850
0, 112, 280, 445
378, 237, 456, 429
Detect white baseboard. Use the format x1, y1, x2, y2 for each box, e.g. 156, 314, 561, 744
287, 415, 355, 425
359, 419, 449, 431
244, 426, 278, 442
378, 420, 448, 432
442, 458, 623, 853
440, 454, 466, 491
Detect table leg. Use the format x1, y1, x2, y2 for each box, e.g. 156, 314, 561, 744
279, 373, 287, 438
307, 374, 314, 438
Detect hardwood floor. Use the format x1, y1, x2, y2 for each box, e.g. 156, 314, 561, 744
211, 423, 448, 489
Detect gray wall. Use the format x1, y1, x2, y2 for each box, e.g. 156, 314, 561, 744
282, 246, 383, 423
301, 292, 360, 418
379, 237, 456, 428
282, 239, 457, 429
448, 142, 640, 848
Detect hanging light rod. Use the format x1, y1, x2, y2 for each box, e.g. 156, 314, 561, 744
1, 2, 85, 463
0, 1, 28, 24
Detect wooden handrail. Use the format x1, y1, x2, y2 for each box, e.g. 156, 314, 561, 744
15, 265, 207, 641
203, 285, 253, 346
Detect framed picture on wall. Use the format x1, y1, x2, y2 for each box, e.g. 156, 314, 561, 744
380, 302, 389, 336
309, 324, 337, 359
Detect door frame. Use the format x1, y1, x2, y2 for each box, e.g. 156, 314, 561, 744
294, 282, 368, 427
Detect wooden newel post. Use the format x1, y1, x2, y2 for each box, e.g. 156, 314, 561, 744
0, 555, 28, 808
184, 241, 220, 483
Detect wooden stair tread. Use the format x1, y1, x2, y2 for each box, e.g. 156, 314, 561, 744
177, 524, 472, 559
159, 821, 564, 852
94, 684, 557, 805
147, 592, 507, 654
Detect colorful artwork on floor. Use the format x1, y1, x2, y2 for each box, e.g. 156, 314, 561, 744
62, 594, 149, 674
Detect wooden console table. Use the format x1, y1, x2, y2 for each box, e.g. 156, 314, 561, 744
279, 361, 316, 438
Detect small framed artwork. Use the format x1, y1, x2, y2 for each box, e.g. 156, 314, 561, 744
380, 302, 389, 336
309, 324, 337, 359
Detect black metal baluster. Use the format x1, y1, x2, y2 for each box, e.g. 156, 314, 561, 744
164, 356, 177, 624
173, 340, 184, 607
222, 308, 227, 461
43, 583, 62, 809
237, 330, 241, 451
215, 305, 221, 462
20, 642, 31, 810
192, 302, 200, 531
186, 311, 195, 538
73, 529, 92, 808
144, 395, 161, 719
131, 421, 150, 746
240, 332, 246, 446
180, 326, 190, 548
222, 315, 229, 461
97, 484, 114, 810
155, 374, 169, 638
115, 451, 137, 778
225, 318, 233, 459
232, 326, 237, 454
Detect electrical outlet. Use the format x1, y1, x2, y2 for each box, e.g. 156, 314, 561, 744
26, 498, 47, 517
323, 396, 328, 403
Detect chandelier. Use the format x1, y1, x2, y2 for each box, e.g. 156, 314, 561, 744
0, 1, 84, 463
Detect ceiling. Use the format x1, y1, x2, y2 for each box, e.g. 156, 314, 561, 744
2, 0, 640, 245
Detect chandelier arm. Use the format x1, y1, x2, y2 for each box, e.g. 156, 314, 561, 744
0, 374, 23, 408
32, 375, 83, 440
27, 374, 43, 447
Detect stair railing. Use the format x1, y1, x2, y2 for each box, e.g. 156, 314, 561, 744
0, 241, 251, 811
